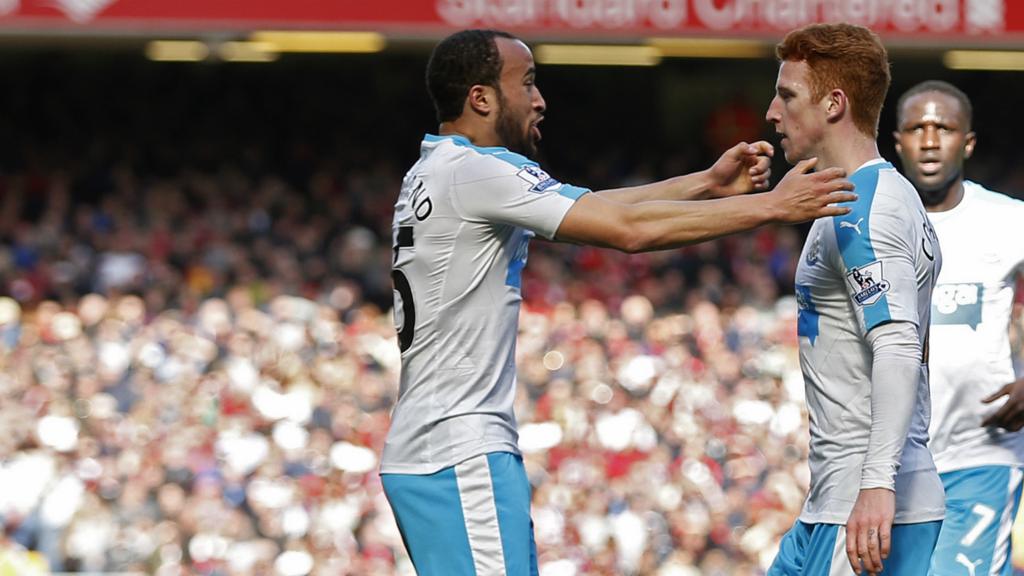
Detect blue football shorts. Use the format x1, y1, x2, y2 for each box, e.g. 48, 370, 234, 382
929, 465, 1023, 576
770, 518, 941, 575
382, 451, 538, 576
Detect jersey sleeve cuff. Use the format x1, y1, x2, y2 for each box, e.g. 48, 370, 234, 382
556, 185, 590, 201
860, 462, 898, 491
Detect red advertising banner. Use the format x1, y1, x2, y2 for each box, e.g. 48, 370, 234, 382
0, 0, 1021, 44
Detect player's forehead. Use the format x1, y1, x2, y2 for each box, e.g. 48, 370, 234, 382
775, 60, 812, 93
899, 91, 965, 126
496, 37, 534, 79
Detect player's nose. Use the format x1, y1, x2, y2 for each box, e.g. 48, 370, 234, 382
765, 97, 781, 123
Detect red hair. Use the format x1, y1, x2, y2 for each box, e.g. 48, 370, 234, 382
777, 23, 891, 138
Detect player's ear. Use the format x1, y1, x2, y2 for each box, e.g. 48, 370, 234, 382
963, 130, 977, 159
892, 131, 903, 155
467, 84, 496, 117
825, 89, 846, 122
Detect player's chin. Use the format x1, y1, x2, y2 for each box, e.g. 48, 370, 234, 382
782, 149, 804, 166
527, 136, 541, 156
911, 173, 946, 193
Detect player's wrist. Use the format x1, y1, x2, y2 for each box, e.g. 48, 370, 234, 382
758, 189, 788, 224
684, 169, 716, 200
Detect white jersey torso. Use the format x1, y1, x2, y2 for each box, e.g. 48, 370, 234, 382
382, 134, 588, 474
794, 159, 945, 524
927, 181, 1024, 473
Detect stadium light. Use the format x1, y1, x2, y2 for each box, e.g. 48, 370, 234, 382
219, 41, 280, 62
648, 37, 768, 59
249, 31, 386, 53
145, 40, 210, 62
534, 44, 661, 66
943, 50, 1024, 71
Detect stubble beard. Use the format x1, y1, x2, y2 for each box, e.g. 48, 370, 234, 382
496, 94, 536, 158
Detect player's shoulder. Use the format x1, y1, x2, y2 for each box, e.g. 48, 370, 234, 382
841, 161, 912, 218
847, 160, 908, 198
430, 134, 541, 184
965, 180, 1024, 213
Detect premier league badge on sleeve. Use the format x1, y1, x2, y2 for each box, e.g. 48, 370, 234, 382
845, 260, 891, 306
516, 165, 560, 193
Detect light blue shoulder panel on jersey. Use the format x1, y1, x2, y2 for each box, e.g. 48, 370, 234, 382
425, 133, 589, 200
834, 161, 892, 331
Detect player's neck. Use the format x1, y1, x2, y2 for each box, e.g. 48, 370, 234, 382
924, 179, 965, 213
816, 133, 881, 176
438, 119, 502, 148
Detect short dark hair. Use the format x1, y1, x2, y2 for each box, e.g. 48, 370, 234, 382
777, 23, 890, 138
896, 80, 973, 129
426, 29, 517, 123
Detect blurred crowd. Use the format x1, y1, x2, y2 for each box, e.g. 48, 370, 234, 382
0, 156, 1019, 576
0, 146, 817, 576
1, 53, 1024, 576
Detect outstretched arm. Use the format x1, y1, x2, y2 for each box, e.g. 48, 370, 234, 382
598, 141, 774, 204
555, 157, 854, 252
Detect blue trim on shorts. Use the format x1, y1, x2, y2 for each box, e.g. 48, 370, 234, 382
488, 452, 539, 576
381, 465, 475, 575
382, 452, 538, 576
930, 466, 1023, 576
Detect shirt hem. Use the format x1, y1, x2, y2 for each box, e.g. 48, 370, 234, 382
380, 441, 521, 475
798, 509, 945, 525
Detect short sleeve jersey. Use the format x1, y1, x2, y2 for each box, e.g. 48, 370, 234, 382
926, 181, 1024, 473
794, 159, 945, 524
382, 134, 589, 474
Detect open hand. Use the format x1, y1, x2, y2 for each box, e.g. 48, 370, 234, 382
768, 157, 856, 223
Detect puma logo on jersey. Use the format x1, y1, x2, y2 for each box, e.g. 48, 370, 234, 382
955, 553, 983, 576
839, 217, 863, 235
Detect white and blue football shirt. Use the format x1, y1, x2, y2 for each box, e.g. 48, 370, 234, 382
382, 134, 589, 474
927, 181, 1024, 473
794, 159, 945, 525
